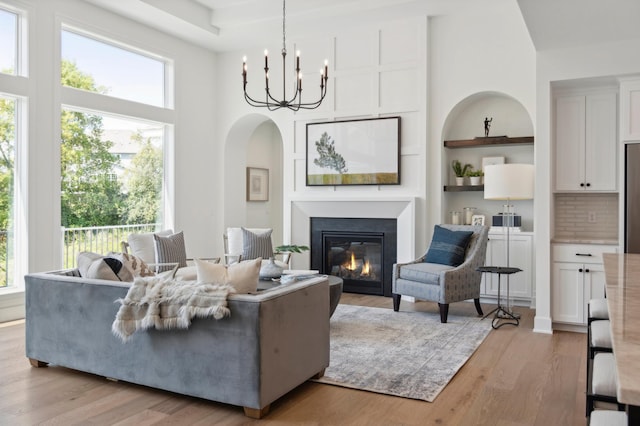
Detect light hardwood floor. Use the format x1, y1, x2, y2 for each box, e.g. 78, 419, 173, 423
0, 295, 587, 425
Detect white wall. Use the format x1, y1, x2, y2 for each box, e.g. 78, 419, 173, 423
534, 39, 640, 333
213, 0, 536, 268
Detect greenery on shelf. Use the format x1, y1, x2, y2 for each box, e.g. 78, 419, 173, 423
465, 169, 484, 177
451, 160, 472, 177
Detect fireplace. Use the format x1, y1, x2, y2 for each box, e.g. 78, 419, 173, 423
310, 217, 397, 296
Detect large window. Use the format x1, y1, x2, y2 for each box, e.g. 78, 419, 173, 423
0, 95, 16, 287
61, 30, 166, 107
0, 7, 17, 75
60, 28, 171, 266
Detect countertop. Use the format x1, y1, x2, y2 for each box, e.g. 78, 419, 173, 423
551, 238, 619, 245
602, 253, 640, 406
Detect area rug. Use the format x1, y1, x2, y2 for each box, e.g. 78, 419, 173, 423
313, 304, 493, 402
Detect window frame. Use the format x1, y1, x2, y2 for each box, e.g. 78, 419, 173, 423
61, 25, 174, 110
57, 22, 176, 265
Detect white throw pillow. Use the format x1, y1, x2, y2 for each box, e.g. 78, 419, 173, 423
195, 257, 261, 294
77, 251, 134, 282
127, 229, 173, 264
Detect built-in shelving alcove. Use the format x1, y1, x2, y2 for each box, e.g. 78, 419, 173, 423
441, 92, 535, 230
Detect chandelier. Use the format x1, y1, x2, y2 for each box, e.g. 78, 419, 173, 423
242, 0, 328, 111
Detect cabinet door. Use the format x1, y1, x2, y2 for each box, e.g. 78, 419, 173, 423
585, 92, 617, 191
552, 262, 585, 324
555, 96, 586, 191
584, 263, 607, 321
483, 234, 532, 299
621, 79, 640, 141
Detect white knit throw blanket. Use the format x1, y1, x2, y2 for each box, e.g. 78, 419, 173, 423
112, 276, 235, 342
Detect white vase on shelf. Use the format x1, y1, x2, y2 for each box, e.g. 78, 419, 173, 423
470, 176, 481, 185
455, 177, 465, 186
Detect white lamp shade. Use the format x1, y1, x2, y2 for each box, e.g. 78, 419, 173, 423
483, 164, 535, 200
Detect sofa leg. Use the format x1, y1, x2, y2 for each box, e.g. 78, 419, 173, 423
438, 303, 449, 323
392, 294, 401, 311
312, 368, 326, 379
244, 405, 270, 419
474, 298, 483, 316
29, 358, 48, 368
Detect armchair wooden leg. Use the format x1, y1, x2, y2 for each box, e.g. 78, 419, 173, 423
392, 294, 401, 311
438, 303, 449, 323
474, 298, 483, 316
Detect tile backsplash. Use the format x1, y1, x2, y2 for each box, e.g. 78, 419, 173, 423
554, 193, 619, 240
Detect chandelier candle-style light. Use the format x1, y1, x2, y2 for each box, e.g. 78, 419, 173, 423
242, 0, 328, 111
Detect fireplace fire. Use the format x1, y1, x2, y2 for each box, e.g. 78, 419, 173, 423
310, 217, 396, 296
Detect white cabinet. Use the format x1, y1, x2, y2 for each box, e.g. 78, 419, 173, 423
620, 78, 640, 141
551, 244, 616, 325
554, 91, 617, 191
480, 232, 533, 303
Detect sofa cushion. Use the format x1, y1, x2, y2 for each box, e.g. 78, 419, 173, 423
195, 257, 261, 294
77, 252, 134, 282
107, 251, 155, 277
127, 229, 173, 264
154, 231, 188, 272
398, 262, 454, 285
425, 225, 473, 267
241, 227, 274, 260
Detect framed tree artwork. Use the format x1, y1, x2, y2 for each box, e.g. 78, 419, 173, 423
246, 167, 269, 201
306, 117, 401, 186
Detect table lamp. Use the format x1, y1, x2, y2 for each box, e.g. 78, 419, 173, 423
483, 163, 535, 317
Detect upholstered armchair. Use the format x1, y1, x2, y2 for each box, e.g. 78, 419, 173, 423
392, 224, 489, 323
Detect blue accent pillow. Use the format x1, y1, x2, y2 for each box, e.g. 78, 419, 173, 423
424, 225, 473, 267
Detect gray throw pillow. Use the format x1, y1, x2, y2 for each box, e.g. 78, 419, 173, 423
154, 231, 187, 272
241, 227, 274, 260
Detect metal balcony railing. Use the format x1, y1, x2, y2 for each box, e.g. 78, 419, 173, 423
62, 223, 161, 269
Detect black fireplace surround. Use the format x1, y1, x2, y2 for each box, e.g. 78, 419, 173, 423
310, 217, 397, 296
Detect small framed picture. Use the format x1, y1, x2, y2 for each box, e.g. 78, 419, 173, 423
246, 167, 269, 201
482, 156, 505, 172
471, 214, 485, 226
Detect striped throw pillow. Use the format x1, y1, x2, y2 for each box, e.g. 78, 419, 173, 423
154, 231, 187, 272
241, 227, 274, 260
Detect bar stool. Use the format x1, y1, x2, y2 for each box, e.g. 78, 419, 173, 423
588, 298, 609, 323
589, 320, 613, 359
586, 352, 626, 416
589, 410, 627, 426
586, 298, 613, 404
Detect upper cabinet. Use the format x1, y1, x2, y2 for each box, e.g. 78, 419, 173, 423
620, 78, 640, 141
554, 91, 617, 192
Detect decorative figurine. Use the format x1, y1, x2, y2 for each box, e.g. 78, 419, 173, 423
484, 117, 493, 137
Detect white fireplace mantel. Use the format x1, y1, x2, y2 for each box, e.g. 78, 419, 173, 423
288, 197, 416, 270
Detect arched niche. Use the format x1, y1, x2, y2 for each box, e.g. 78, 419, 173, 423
223, 113, 284, 246
441, 91, 535, 230
442, 91, 533, 140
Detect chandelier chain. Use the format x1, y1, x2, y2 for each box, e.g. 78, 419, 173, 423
282, 0, 286, 54
241, 0, 328, 111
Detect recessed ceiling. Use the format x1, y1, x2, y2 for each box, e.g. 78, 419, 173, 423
84, 0, 486, 52
84, 0, 640, 52
517, 0, 640, 50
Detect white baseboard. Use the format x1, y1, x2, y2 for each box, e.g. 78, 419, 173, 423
0, 291, 25, 323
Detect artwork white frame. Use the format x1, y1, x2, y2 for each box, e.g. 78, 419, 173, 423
306, 117, 401, 186
471, 214, 485, 226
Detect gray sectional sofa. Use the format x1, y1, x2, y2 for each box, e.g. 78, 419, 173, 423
25, 269, 330, 418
